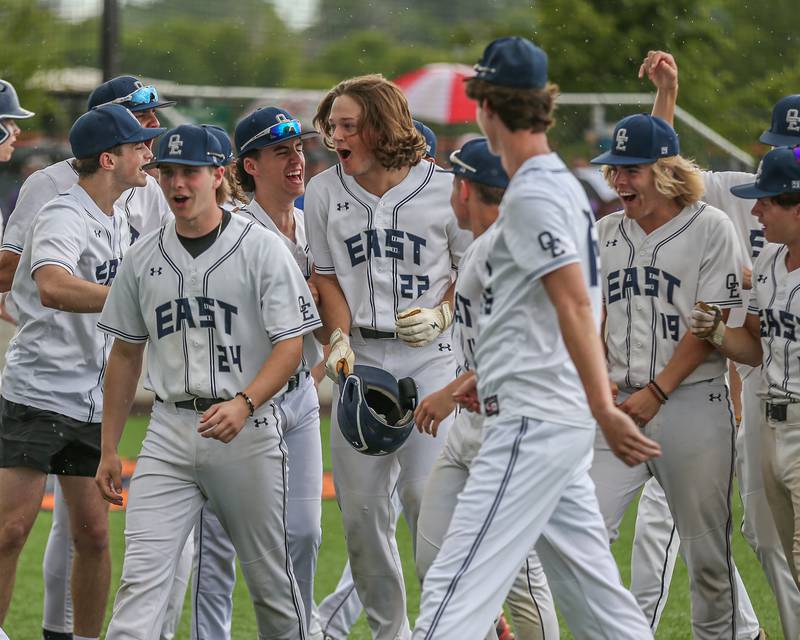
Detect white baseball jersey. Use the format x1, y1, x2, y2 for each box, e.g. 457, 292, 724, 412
474, 152, 601, 427
2, 184, 129, 422
3, 159, 171, 254
452, 226, 494, 374
748, 243, 800, 400
238, 200, 323, 371
304, 161, 472, 332
98, 214, 321, 402
599, 201, 743, 389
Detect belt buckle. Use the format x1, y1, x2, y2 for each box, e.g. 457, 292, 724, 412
767, 402, 788, 422
192, 397, 203, 413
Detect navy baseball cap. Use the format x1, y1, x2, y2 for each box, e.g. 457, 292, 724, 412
202, 125, 234, 165
443, 137, 509, 189
471, 36, 548, 89
88, 75, 176, 112
235, 107, 317, 155
69, 104, 165, 159
760, 95, 800, 147
590, 114, 679, 166
413, 120, 437, 158
144, 124, 227, 169
730, 146, 800, 199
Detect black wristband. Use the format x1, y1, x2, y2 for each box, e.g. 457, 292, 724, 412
236, 391, 255, 416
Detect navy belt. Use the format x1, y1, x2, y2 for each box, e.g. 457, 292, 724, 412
357, 327, 397, 340
156, 396, 226, 412
286, 371, 310, 393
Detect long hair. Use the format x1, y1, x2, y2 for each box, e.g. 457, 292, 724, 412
314, 74, 425, 170
603, 155, 704, 208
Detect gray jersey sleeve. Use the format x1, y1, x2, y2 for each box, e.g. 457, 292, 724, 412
502, 189, 579, 278
303, 178, 335, 274
97, 252, 148, 343
260, 240, 322, 342
3, 169, 60, 254
698, 216, 743, 309
30, 205, 86, 277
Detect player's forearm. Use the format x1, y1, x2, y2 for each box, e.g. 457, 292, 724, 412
34, 266, 109, 313
716, 326, 763, 368
544, 265, 614, 416
313, 273, 351, 342
101, 341, 145, 454
651, 86, 677, 127
0, 251, 21, 293
439, 280, 456, 308
653, 332, 716, 395
244, 336, 303, 408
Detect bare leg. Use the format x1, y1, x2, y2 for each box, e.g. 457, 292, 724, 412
0, 467, 47, 623
59, 475, 110, 638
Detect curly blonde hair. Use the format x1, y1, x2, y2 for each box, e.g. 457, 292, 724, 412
603, 155, 704, 208
314, 74, 425, 170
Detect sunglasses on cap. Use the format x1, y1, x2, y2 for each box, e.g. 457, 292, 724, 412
241, 117, 303, 150
97, 85, 160, 109
449, 149, 477, 173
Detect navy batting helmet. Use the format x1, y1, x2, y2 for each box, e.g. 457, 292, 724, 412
337, 365, 418, 456
0, 79, 34, 145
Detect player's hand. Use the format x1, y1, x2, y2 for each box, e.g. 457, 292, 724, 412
690, 301, 725, 346
415, 387, 457, 437
638, 50, 678, 91
96, 451, 124, 506
452, 374, 480, 413
395, 302, 453, 348
618, 388, 662, 427
596, 405, 661, 467
325, 328, 354, 381
610, 379, 619, 403
197, 399, 249, 443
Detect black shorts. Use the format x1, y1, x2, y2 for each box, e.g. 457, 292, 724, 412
0, 397, 101, 476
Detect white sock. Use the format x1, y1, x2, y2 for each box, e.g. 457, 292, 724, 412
74, 635, 99, 640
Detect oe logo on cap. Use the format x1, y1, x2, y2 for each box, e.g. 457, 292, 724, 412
615, 128, 629, 151
168, 134, 183, 155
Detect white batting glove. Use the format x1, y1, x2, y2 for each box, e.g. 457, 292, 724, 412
395, 302, 453, 348
690, 301, 725, 347
325, 328, 355, 382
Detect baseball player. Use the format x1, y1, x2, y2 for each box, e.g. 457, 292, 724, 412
0, 76, 181, 640
690, 145, 800, 590
0, 104, 161, 640
413, 37, 658, 640
0, 79, 34, 165
311, 117, 439, 640
95, 123, 319, 639
588, 112, 744, 639
414, 137, 558, 640
186, 108, 324, 639
627, 50, 800, 639
304, 74, 472, 639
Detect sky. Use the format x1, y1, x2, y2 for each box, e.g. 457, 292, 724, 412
53, 0, 317, 30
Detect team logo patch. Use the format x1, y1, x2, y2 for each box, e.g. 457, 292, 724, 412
167, 134, 183, 155
708, 393, 722, 402
615, 128, 629, 151
336, 202, 350, 211
726, 273, 740, 298
661, 146, 669, 155
786, 108, 800, 133
606, 239, 618, 247
757, 274, 768, 284
538, 231, 564, 258
484, 394, 500, 416
254, 417, 270, 428
149, 266, 163, 276
94, 229, 102, 238
437, 342, 451, 352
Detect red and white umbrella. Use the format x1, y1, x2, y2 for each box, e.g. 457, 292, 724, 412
394, 63, 477, 125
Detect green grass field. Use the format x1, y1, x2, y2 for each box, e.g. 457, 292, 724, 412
3, 413, 781, 639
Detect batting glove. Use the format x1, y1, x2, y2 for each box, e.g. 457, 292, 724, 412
395, 302, 453, 348
690, 301, 725, 347
326, 328, 355, 382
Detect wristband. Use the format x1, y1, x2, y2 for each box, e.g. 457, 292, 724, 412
236, 391, 255, 416
647, 381, 668, 404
